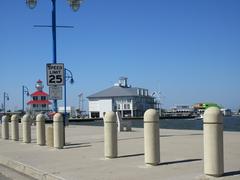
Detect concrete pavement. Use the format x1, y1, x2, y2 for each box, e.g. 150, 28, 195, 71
0, 123, 239, 180
0, 164, 36, 180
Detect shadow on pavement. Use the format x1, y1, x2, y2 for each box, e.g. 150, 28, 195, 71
160, 159, 202, 166
117, 153, 144, 159
223, 170, 240, 177
65, 142, 90, 146
64, 142, 92, 149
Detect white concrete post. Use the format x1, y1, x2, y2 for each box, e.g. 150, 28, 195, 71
1, 115, 9, 139
46, 126, 54, 147
53, 113, 64, 149
144, 109, 160, 166
36, 114, 46, 146
11, 114, 19, 141
203, 107, 224, 177
116, 112, 132, 132
22, 114, 31, 143
104, 111, 118, 159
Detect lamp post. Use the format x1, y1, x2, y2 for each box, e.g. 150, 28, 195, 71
3, 92, 9, 114
63, 68, 74, 145
25, 0, 83, 113
64, 68, 74, 126
22, 86, 30, 113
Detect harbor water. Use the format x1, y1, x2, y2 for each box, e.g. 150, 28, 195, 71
72, 116, 240, 132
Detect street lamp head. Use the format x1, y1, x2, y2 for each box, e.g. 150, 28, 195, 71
70, 78, 74, 84
68, 0, 83, 12
26, 0, 37, 9
23, 85, 30, 96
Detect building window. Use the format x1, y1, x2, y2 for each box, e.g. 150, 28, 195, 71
33, 104, 38, 108
41, 96, 46, 100
137, 89, 140, 95
33, 96, 38, 100
117, 104, 121, 110
42, 104, 46, 108
124, 104, 130, 110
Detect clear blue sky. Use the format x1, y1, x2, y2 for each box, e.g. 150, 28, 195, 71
1, 0, 240, 111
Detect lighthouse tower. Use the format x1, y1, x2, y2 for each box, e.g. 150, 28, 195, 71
27, 80, 51, 113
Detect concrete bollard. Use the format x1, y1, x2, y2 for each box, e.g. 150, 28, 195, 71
104, 111, 118, 159
46, 126, 53, 147
36, 114, 46, 146
53, 113, 64, 149
2, 115, 10, 139
203, 107, 224, 177
144, 109, 160, 166
22, 114, 31, 143
11, 114, 19, 141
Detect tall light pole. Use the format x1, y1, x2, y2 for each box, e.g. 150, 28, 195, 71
22, 86, 30, 112
64, 68, 74, 125
25, 0, 83, 112
63, 68, 74, 145
3, 92, 9, 113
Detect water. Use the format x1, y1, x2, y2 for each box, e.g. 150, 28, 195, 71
72, 116, 240, 132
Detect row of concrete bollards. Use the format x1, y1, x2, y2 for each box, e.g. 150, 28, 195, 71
1, 107, 224, 177
1, 113, 64, 149
104, 107, 224, 177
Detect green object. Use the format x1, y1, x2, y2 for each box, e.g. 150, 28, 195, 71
202, 103, 221, 109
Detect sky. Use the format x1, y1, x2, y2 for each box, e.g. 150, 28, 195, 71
1, 0, 240, 111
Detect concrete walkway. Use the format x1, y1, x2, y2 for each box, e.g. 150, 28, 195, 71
0, 124, 239, 180
0, 164, 36, 180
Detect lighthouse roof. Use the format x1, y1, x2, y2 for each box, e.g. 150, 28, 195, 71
31, 91, 49, 96
27, 100, 52, 105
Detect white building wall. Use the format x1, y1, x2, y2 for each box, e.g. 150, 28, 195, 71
89, 99, 113, 118
89, 100, 100, 112
99, 99, 113, 118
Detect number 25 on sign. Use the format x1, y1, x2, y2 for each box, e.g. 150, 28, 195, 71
46, 63, 64, 86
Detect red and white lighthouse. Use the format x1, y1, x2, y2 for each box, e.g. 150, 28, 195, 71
27, 80, 51, 112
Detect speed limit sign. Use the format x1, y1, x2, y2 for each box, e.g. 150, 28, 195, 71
46, 63, 64, 86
